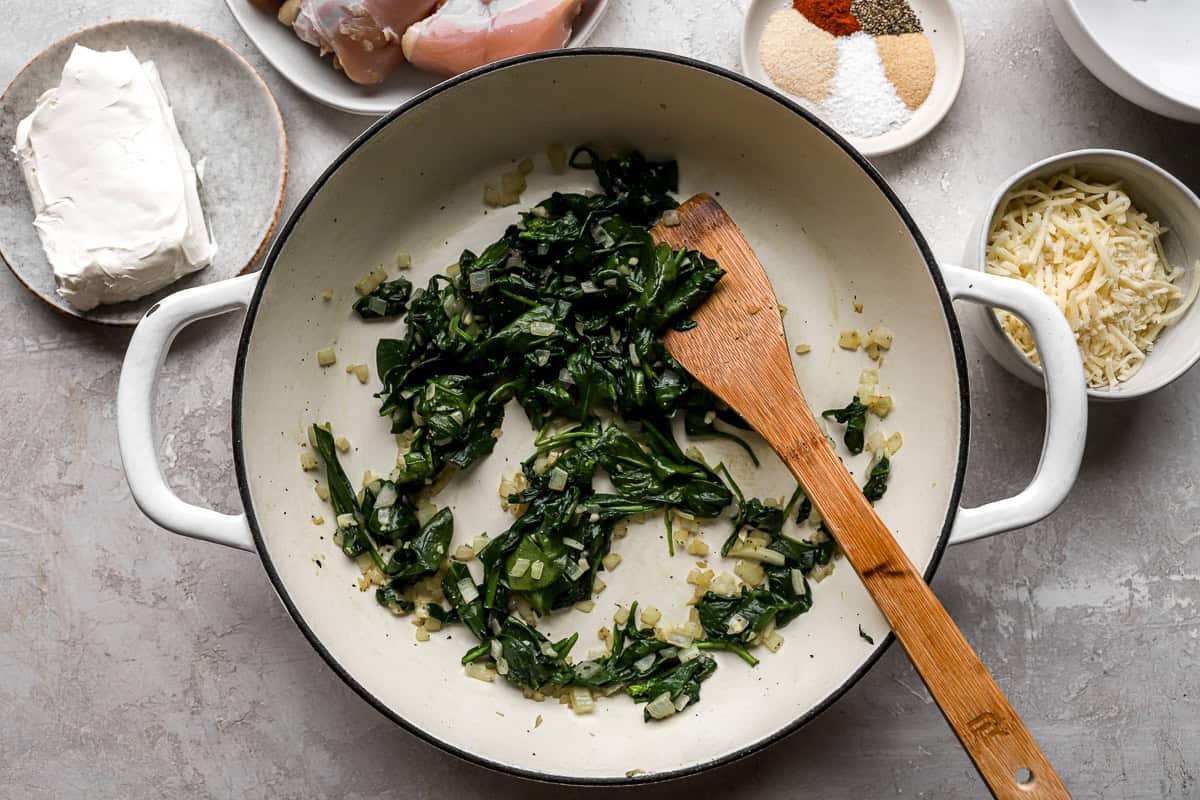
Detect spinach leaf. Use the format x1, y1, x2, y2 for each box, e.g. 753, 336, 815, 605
594, 424, 731, 518
311, 425, 369, 557
862, 454, 891, 503
626, 656, 718, 721
354, 277, 413, 319
442, 562, 487, 641
493, 614, 578, 691
696, 588, 793, 645
822, 397, 868, 455
386, 507, 453, 579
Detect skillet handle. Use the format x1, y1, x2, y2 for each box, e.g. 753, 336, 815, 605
117, 274, 259, 551
940, 266, 1087, 546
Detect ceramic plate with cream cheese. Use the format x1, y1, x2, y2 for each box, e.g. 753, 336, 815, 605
0, 19, 287, 326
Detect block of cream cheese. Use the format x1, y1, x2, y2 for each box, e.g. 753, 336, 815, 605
13, 45, 217, 310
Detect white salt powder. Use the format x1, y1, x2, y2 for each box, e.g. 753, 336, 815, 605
821, 32, 911, 139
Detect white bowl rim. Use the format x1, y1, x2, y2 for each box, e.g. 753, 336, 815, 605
224, 0, 612, 116
737, 0, 967, 158
1060, 0, 1200, 117
975, 147, 1200, 401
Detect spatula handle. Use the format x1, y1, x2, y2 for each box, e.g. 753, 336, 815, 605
771, 417, 1070, 799
853, 539, 1068, 798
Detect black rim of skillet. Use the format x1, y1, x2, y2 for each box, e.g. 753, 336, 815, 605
231, 47, 970, 787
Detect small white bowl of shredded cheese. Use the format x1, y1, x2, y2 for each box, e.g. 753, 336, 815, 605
964, 149, 1200, 401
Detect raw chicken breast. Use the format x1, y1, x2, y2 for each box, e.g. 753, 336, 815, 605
402, 0, 583, 77
293, 0, 439, 84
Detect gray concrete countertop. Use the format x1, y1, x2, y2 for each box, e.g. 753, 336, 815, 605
1, 2, 1196, 798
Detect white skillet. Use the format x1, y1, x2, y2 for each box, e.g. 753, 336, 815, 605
116, 51, 1086, 784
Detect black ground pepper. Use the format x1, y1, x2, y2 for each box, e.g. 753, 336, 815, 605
849, 0, 923, 36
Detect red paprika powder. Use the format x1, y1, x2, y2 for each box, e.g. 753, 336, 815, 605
793, 0, 861, 36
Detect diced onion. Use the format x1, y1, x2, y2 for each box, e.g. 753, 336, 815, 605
458, 578, 479, 603
564, 558, 587, 581
374, 483, 398, 509
490, 639, 503, 661
534, 349, 550, 366
558, 368, 575, 385
364, 296, 387, 316
674, 694, 691, 712
661, 210, 681, 227
336, 513, 357, 529
416, 500, 438, 526
726, 614, 749, 635
791, 568, 806, 595
465, 663, 496, 682
547, 467, 568, 491
468, 269, 490, 294
570, 687, 595, 715
646, 692, 677, 720
678, 644, 700, 663
529, 321, 556, 337
562, 537, 584, 551
530, 560, 545, 580
633, 654, 657, 673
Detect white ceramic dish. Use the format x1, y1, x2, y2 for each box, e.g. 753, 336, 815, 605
740, 0, 964, 157
116, 51, 1087, 783
1045, 0, 1200, 124
0, 19, 287, 327
963, 149, 1200, 402
225, 0, 610, 116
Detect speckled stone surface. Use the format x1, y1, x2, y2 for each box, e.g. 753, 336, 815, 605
1, 2, 1197, 798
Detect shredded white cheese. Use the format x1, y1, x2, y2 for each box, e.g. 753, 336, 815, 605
986, 170, 1198, 388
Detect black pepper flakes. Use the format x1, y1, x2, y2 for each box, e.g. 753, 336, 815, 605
850, 0, 922, 35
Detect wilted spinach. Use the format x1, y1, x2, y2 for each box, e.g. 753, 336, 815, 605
822, 397, 869, 455
311, 148, 898, 723
354, 277, 413, 319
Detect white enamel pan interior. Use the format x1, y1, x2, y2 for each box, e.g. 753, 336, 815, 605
117, 50, 1088, 784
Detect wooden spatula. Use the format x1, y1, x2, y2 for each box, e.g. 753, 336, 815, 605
653, 194, 1069, 800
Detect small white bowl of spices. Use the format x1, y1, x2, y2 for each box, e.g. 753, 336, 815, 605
741, 0, 964, 156
963, 149, 1200, 401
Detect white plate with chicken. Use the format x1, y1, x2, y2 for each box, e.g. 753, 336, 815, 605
228, 0, 611, 115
